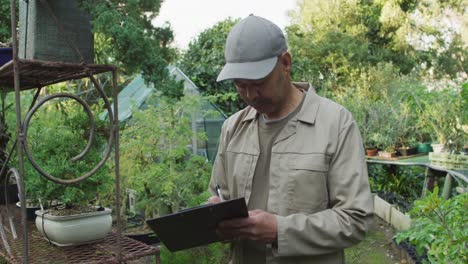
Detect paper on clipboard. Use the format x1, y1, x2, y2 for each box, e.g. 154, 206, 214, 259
146, 197, 248, 252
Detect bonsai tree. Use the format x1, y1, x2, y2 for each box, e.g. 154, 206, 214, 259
370, 133, 394, 152
393, 102, 418, 149
412, 82, 467, 153
19, 98, 113, 212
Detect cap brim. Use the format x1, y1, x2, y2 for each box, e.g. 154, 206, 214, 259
216, 56, 278, 82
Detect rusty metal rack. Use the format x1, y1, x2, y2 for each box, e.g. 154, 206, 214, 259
0, 206, 160, 264
0, 0, 161, 262
0, 59, 115, 91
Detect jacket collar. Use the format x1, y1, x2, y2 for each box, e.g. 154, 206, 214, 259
294, 82, 319, 125
240, 82, 320, 125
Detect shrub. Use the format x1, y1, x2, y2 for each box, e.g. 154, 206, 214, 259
395, 188, 468, 263
16, 96, 113, 208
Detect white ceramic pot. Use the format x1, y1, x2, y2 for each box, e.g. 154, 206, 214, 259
431, 143, 445, 153
35, 207, 112, 246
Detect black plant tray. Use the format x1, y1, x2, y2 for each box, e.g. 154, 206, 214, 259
125, 232, 160, 245
0, 184, 19, 205
393, 238, 428, 264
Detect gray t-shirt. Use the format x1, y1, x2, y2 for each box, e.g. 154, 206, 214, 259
243, 92, 306, 264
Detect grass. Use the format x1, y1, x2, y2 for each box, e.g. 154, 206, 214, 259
345, 216, 398, 264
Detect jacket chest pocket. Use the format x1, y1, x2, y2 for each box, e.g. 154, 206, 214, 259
225, 151, 256, 199
286, 154, 329, 213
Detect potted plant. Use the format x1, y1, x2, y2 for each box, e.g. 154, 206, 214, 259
415, 131, 433, 154
412, 83, 467, 169
361, 108, 380, 157
396, 137, 418, 156
20, 103, 114, 246
393, 102, 419, 156
379, 145, 398, 158
365, 146, 378, 157
371, 132, 398, 159
412, 82, 466, 154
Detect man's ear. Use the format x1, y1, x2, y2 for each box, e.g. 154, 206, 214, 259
279, 51, 292, 74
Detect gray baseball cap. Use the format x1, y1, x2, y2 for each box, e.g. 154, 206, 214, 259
216, 15, 287, 82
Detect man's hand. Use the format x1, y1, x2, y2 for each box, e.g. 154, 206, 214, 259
207, 196, 222, 204
217, 209, 278, 243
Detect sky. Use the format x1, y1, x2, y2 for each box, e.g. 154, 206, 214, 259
152, 0, 298, 50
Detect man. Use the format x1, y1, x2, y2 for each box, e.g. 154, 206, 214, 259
208, 15, 373, 264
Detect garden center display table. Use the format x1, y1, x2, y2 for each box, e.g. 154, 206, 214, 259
366, 155, 468, 199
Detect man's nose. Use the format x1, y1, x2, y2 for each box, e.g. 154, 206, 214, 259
245, 86, 259, 100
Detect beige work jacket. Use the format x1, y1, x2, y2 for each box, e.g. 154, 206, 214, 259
209, 83, 374, 264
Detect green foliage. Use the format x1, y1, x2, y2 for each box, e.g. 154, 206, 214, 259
369, 165, 424, 210
402, 0, 467, 78
156, 74, 185, 102
396, 188, 468, 263
178, 18, 244, 116
77, 0, 176, 88
287, 0, 465, 91
409, 81, 467, 152
0, 0, 13, 44
288, 0, 466, 153
160, 242, 230, 264
333, 63, 417, 149
17, 96, 113, 207
120, 93, 212, 219
287, 0, 417, 90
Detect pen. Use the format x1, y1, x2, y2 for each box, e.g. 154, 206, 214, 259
215, 184, 225, 202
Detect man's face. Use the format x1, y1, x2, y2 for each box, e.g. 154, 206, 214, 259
232, 59, 287, 116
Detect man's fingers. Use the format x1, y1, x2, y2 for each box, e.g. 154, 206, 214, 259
219, 217, 252, 229
248, 210, 263, 217
207, 196, 221, 204
216, 209, 278, 243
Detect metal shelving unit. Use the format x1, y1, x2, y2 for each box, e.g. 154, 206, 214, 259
0, 1, 160, 263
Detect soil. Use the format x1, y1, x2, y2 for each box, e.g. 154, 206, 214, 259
123, 223, 153, 235
45, 204, 103, 216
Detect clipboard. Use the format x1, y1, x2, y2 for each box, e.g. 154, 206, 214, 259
146, 197, 248, 252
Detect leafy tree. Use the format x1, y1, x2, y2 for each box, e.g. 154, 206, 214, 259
401, 0, 467, 78
178, 18, 244, 116
77, 0, 176, 88
287, 0, 418, 91
287, 0, 466, 91
119, 91, 212, 219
